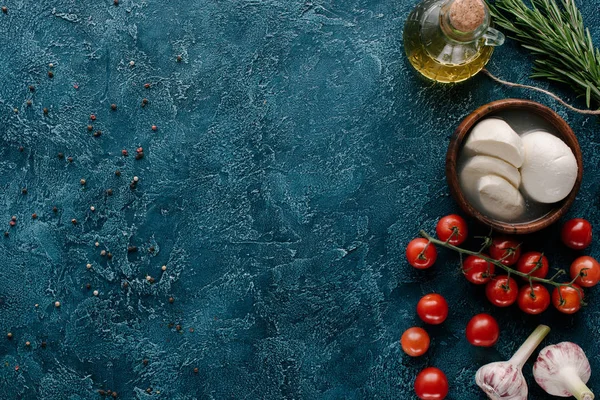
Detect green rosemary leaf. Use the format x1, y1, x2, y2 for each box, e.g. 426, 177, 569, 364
488, 0, 600, 107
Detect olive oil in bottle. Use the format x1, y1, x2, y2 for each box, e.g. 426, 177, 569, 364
404, 0, 504, 83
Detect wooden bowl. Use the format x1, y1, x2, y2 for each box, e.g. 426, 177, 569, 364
446, 99, 583, 235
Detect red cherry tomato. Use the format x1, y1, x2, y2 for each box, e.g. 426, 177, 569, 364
466, 313, 499, 347
485, 276, 518, 307
516, 252, 549, 280
552, 284, 584, 314
489, 237, 521, 266
401, 327, 430, 357
570, 256, 600, 288
406, 239, 437, 270
462, 254, 495, 285
417, 294, 449, 325
561, 218, 593, 250
517, 284, 551, 315
436, 214, 468, 246
414, 367, 449, 400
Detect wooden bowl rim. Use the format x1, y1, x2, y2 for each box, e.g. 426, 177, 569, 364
446, 98, 583, 235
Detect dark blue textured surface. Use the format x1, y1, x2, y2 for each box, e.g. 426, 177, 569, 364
0, 1, 599, 399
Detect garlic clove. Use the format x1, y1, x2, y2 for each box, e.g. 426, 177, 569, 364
476, 362, 528, 399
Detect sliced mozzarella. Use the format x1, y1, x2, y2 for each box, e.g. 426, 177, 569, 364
520, 131, 578, 204
463, 118, 525, 168
459, 155, 521, 199
477, 175, 526, 221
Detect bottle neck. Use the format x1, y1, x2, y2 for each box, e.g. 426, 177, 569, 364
439, 0, 490, 43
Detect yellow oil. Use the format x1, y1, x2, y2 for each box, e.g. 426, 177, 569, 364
403, 9, 494, 83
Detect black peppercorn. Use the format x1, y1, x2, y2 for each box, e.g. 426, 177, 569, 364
43, 107, 48, 115
127, 246, 137, 253
1, 6, 7, 14
26, 100, 32, 106
67, 156, 73, 162
106, 188, 113, 196
57, 152, 64, 159
52, 206, 58, 213
115, 170, 121, 177
48, 71, 54, 78
141, 98, 148, 107
111, 103, 117, 110
93, 131, 102, 137
28, 85, 35, 92
21, 188, 27, 195
87, 125, 93, 131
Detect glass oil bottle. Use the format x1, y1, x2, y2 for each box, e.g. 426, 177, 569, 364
404, 0, 505, 83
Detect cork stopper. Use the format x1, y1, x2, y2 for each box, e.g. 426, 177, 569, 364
449, 0, 485, 33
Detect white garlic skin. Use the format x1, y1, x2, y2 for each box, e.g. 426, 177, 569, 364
476, 362, 528, 400
534, 342, 592, 397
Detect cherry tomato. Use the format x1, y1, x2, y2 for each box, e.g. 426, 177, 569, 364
401, 327, 430, 357
414, 367, 449, 400
417, 294, 449, 325
552, 284, 584, 314
436, 214, 468, 246
517, 284, 551, 315
516, 252, 549, 280
570, 256, 600, 288
406, 239, 437, 269
466, 313, 499, 347
462, 254, 495, 285
489, 237, 521, 266
561, 218, 592, 250
485, 276, 518, 307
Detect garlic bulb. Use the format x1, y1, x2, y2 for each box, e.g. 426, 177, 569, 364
476, 325, 551, 399
534, 342, 594, 400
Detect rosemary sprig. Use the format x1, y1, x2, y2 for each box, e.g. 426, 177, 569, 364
487, 0, 600, 108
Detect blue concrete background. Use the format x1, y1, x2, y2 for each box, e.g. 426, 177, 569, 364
0, 0, 599, 399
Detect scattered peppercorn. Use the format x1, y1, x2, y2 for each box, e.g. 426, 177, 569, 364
93, 130, 102, 137
168, 297, 174, 304
31, 213, 37, 220
7, 333, 12, 339
90, 114, 96, 121
21, 188, 27, 195
112, 392, 117, 398
144, 83, 150, 89
18, 146, 24, 152
95, 242, 100, 247
57, 152, 64, 159
127, 246, 137, 253
148, 246, 155, 253
43, 107, 48, 115
146, 388, 152, 394
1, 6, 6, 14
135, 152, 144, 160
107, 252, 113, 259
3, 232, 8, 237
13, 108, 18, 114
54, 301, 61, 308
100, 250, 106, 257
141, 98, 148, 107
80, 178, 86, 185
129, 60, 135, 67
194, 367, 199, 374
26, 100, 32, 107
25, 341, 30, 347
86, 263, 92, 269
115, 170, 121, 176
176, 325, 182, 331
106, 188, 113, 196
41, 341, 46, 348
28, 85, 35, 92
142, 359, 148, 366
93, 290, 99, 296
161, 265, 166, 271
86, 283, 91, 290
52, 206, 58, 213
114, 0, 119, 5
9, 220, 15, 227
176, 55, 183, 62
87, 125, 93, 131
71, 219, 77, 225
98, 390, 106, 396
11, 216, 17, 222
48, 63, 54, 68
111, 103, 117, 111
151, 125, 157, 131
90, 206, 95, 212
121, 149, 128, 156
67, 156, 73, 162
122, 281, 129, 288
48, 71, 54, 78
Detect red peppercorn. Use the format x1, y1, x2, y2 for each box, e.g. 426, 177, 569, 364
121, 150, 128, 156
90, 114, 96, 121
43, 108, 48, 115
31, 213, 37, 219
1, 7, 7, 14
87, 125, 93, 131
151, 125, 157, 131
111, 104, 117, 111
136, 147, 143, 153
144, 83, 150, 89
